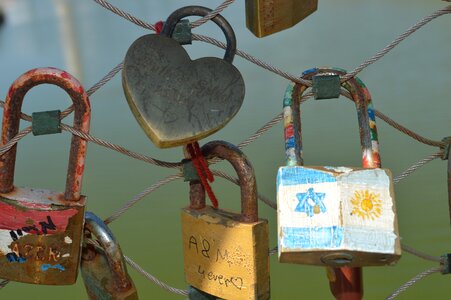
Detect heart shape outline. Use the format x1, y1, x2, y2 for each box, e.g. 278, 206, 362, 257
122, 34, 245, 148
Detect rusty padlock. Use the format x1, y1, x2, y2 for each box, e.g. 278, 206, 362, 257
245, 0, 318, 37
181, 141, 270, 300
81, 212, 138, 300
0, 68, 90, 284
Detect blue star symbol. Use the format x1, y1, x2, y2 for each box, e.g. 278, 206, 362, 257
295, 187, 327, 217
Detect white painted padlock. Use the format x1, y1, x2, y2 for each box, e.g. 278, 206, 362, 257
277, 68, 401, 267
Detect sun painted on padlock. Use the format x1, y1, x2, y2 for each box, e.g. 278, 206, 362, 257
295, 187, 327, 217
350, 190, 382, 220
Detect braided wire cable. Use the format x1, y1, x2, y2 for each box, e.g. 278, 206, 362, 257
212, 170, 277, 209
192, 33, 312, 86
61, 61, 124, 118
104, 173, 183, 224
402, 244, 441, 263
190, 0, 236, 28
343, 6, 451, 82
90, 0, 451, 87
393, 151, 443, 184
0, 100, 32, 121
385, 267, 443, 300
61, 124, 181, 168
92, 0, 155, 30
0, 127, 32, 156
339, 89, 445, 148
237, 93, 312, 149
124, 255, 188, 296
237, 113, 283, 149
374, 110, 445, 148
0, 280, 9, 289
90, 0, 312, 86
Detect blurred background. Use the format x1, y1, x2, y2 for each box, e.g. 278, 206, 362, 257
0, 0, 449, 299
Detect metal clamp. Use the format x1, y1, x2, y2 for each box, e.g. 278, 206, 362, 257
441, 254, 451, 275
312, 73, 341, 100
182, 159, 200, 182
441, 137, 451, 160
169, 19, 192, 45
32, 110, 61, 136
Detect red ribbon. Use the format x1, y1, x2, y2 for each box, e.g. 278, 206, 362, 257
186, 142, 218, 208
154, 21, 164, 34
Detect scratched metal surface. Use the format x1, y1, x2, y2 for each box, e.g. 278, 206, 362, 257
0, 0, 449, 299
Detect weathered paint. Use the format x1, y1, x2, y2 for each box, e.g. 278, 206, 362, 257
0, 190, 85, 284
279, 67, 398, 300
245, 0, 318, 37
277, 166, 400, 266
0, 68, 90, 285
183, 141, 270, 299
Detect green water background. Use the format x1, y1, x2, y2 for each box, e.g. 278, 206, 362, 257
0, 0, 450, 299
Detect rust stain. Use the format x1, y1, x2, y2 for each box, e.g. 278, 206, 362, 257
0, 67, 91, 201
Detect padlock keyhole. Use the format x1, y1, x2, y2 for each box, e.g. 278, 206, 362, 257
321, 253, 354, 266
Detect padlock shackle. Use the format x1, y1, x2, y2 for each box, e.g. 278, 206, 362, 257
284, 67, 381, 168
192, 141, 258, 223
0, 68, 91, 200
84, 212, 133, 292
161, 6, 237, 63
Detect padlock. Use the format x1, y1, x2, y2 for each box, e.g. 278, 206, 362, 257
0, 68, 90, 284
245, 0, 318, 37
277, 67, 401, 267
181, 141, 270, 300
81, 212, 138, 300
122, 6, 245, 148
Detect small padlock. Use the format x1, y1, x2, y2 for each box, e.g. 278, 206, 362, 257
277, 67, 401, 267
245, 0, 318, 37
81, 212, 138, 300
122, 6, 245, 148
0, 68, 90, 285
181, 141, 270, 300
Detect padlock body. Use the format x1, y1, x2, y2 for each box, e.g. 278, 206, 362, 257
277, 166, 401, 267
81, 243, 138, 300
245, 0, 318, 37
182, 206, 270, 300
0, 187, 85, 284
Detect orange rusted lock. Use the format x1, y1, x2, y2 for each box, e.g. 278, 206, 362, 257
181, 141, 270, 300
0, 68, 90, 285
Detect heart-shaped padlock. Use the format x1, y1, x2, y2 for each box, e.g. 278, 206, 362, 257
122, 6, 245, 148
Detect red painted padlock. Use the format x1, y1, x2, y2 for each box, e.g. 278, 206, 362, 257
0, 68, 90, 285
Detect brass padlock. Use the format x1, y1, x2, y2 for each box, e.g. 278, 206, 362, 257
81, 212, 138, 300
181, 141, 270, 300
0, 68, 90, 284
245, 0, 318, 37
277, 67, 401, 268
